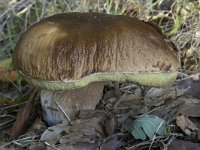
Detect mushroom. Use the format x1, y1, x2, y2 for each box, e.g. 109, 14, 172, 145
13, 13, 179, 126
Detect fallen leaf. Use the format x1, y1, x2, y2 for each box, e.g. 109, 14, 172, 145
40, 117, 105, 145
29, 142, 46, 150
176, 115, 198, 136
79, 110, 106, 119
168, 139, 200, 150
40, 123, 67, 144
150, 99, 184, 122
144, 87, 187, 107
105, 117, 115, 135
11, 88, 38, 139
131, 115, 166, 140
102, 89, 117, 102
176, 97, 200, 117
27, 116, 46, 135
100, 134, 127, 150
114, 88, 143, 109
176, 77, 200, 99
54, 142, 97, 150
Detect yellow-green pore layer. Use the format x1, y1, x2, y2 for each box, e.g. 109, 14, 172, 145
19, 71, 178, 90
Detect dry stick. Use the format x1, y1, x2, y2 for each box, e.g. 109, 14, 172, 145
149, 120, 165, 150
44, 141, 59, 150
54, 100, 72, 125
0, 101, 27, 113
126, 140, 153, 150
161, 134, 179, 150
127, 135, 170, 150
120, 84, 138, 90
0, 115, 15, 127
0, 135, 39, 148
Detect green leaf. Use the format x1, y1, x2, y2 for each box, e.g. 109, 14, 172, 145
131, 115, 166, 140
131, 122, 146, 140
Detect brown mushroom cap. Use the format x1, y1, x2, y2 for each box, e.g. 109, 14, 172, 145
13, 13, 179, 90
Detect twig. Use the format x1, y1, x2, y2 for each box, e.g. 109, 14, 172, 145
0, 134, 39, 148
54, 100, 72, 125
44, 141, 59, 150
149, 120, 165, 150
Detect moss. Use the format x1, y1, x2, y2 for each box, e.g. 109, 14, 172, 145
19, 71, 178, 90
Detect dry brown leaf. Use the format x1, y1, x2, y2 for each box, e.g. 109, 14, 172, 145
176, 78, 200, 99
27, 117, 46, 135
78, 110, 107, 120
105, 117, 115, 135
11, 88, 38, 139
100, 134, 127, 150
144, 87, 188, 107
102, 89, 117, 102
176, 97, 200, 117
40, 117, 104, 146
168, 139, 200, 150
54, 142, 97, 150
40, 123, 68, 144
176, 115, 198, 135
150, 99, 184, 122
29, 142, 46, 150
180, 97, 200, 104
114, 88, 143, 109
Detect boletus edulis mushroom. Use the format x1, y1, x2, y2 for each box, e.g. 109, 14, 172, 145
13, 13, 179, 126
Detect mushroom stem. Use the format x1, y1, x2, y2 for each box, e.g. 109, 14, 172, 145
40, 82, 104, 126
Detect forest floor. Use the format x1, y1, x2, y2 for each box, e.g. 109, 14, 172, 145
0, 0, 200, 149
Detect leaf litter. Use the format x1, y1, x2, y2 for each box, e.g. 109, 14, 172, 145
0, 0, 200, 149
0, 75, 199, 149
